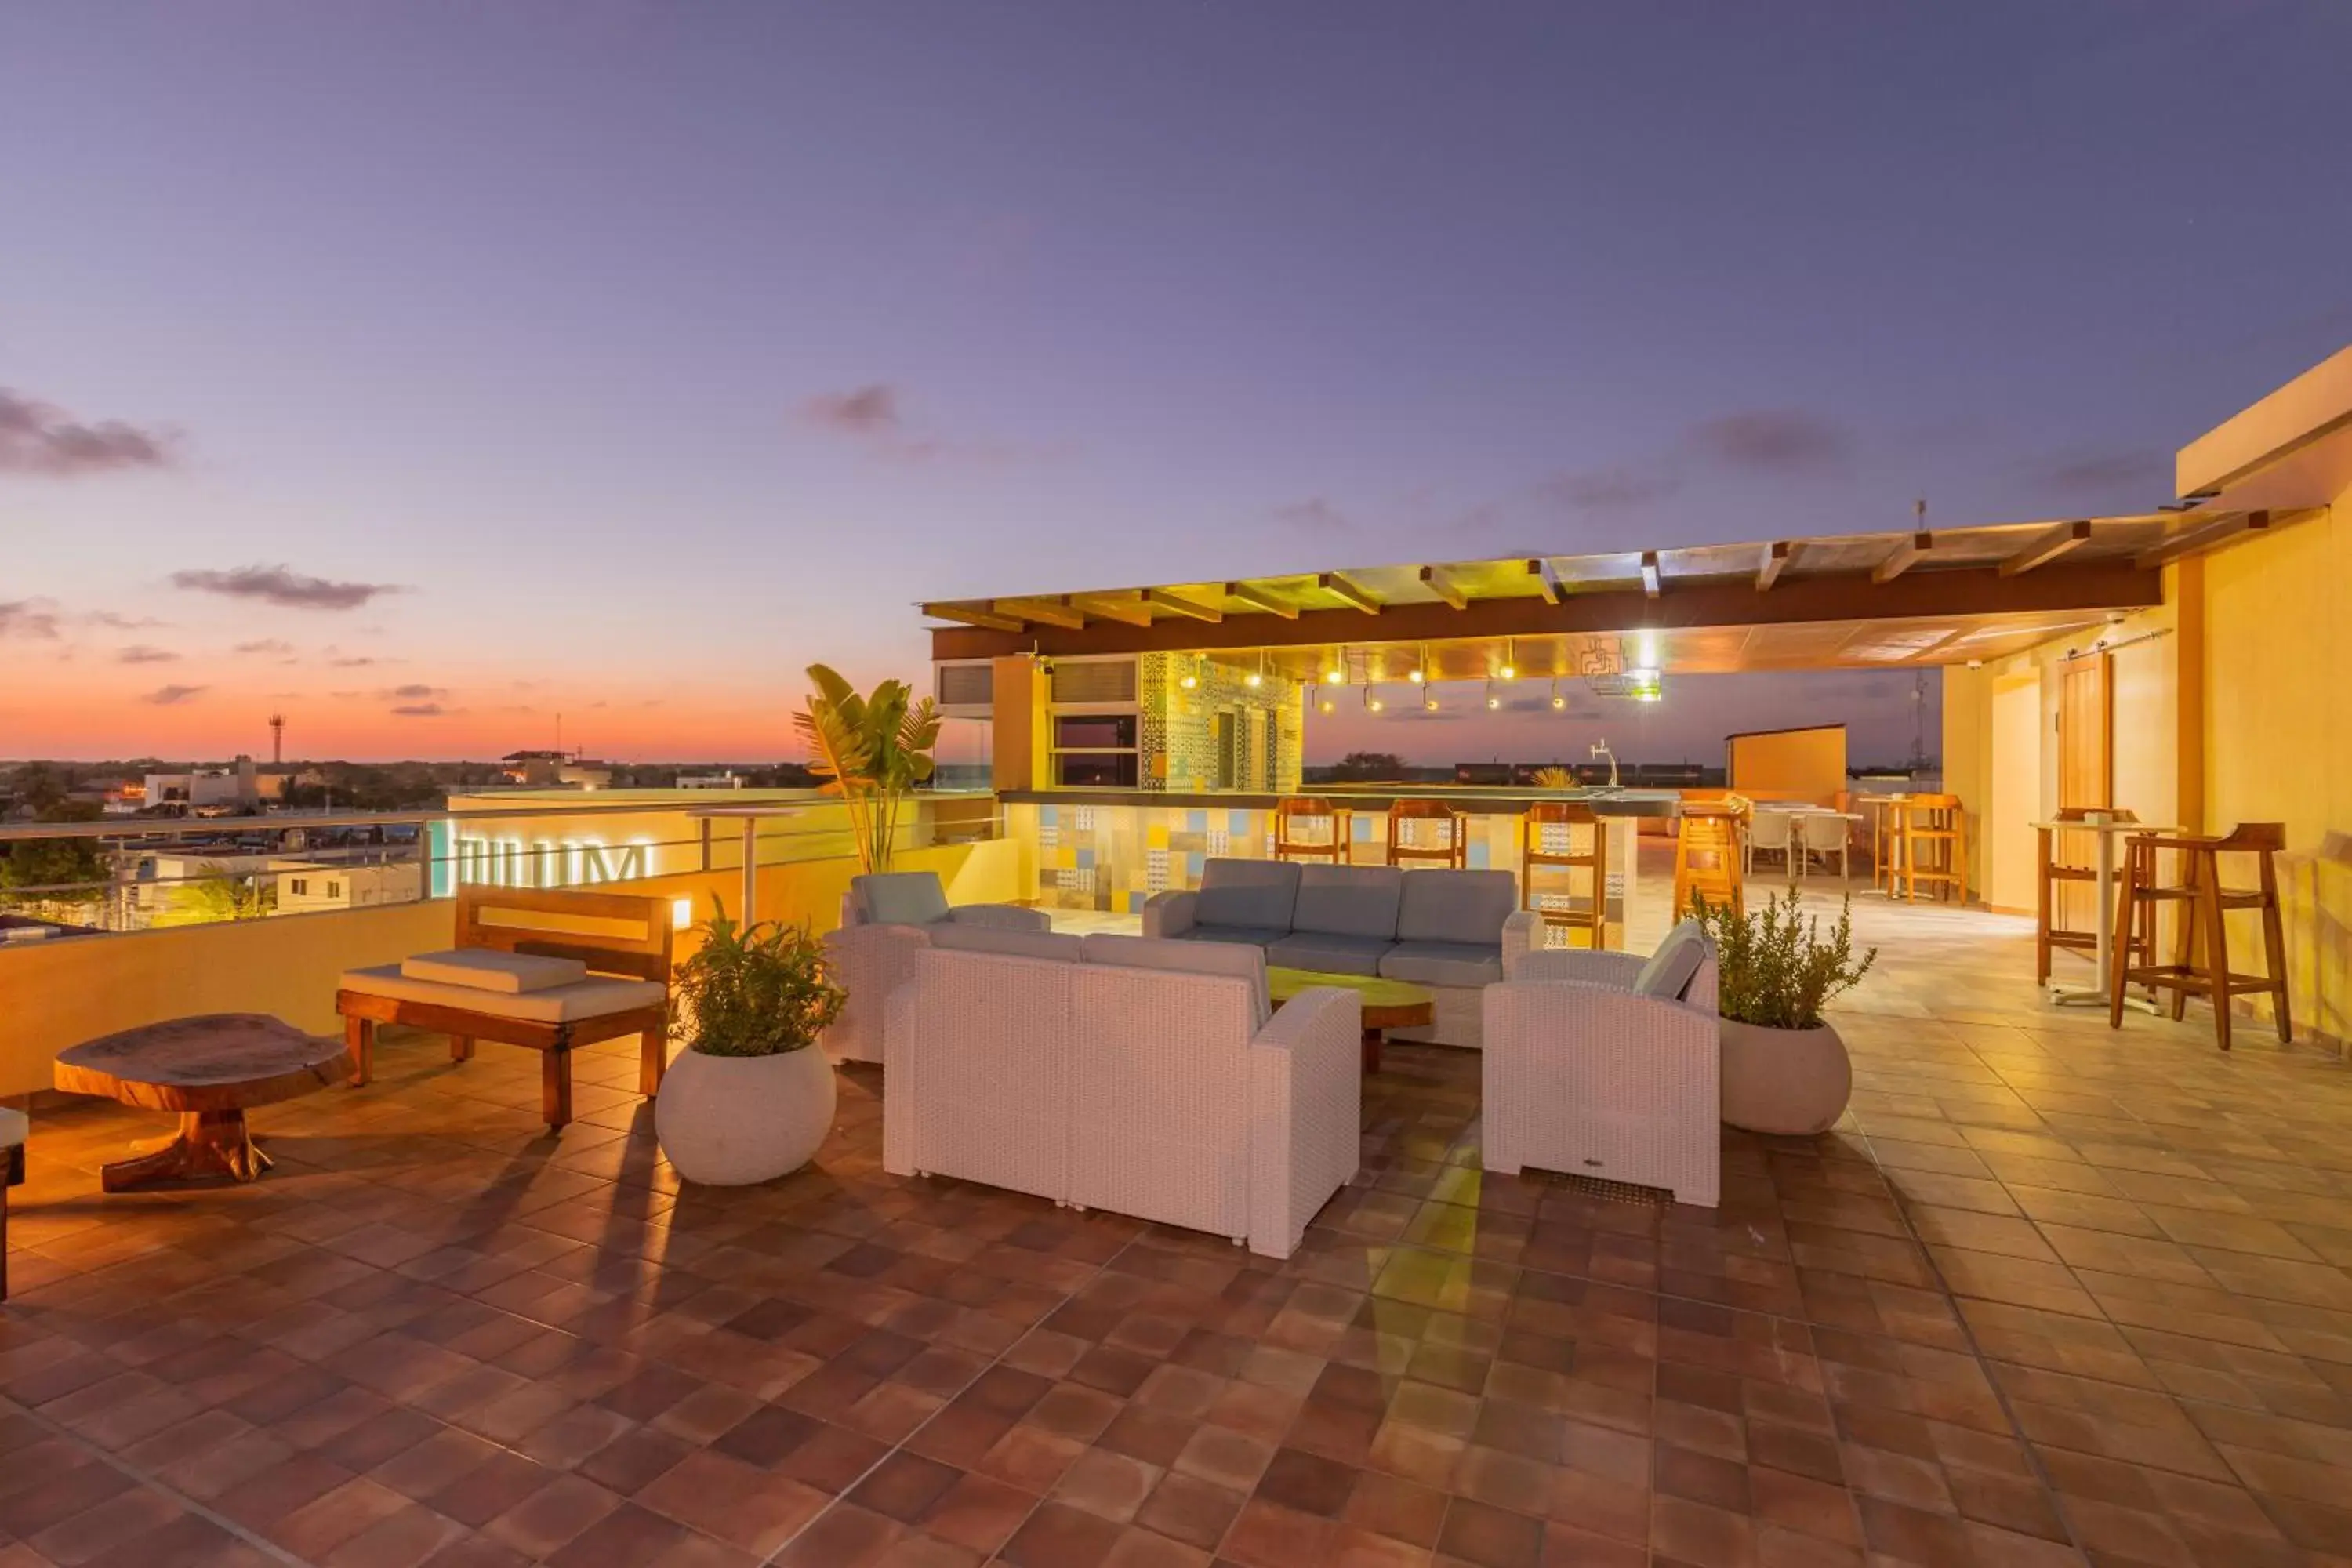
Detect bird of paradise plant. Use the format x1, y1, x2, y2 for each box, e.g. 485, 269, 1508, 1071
793, 664, 941, 874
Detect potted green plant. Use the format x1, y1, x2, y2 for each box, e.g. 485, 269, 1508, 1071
654, 901, 847, 1185
794, 664, 940, 875
1689, 887, 1877, 1136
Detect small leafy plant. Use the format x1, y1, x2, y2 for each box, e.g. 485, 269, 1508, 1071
670, 899, 845, 1058
1689, 887, 1876, 1030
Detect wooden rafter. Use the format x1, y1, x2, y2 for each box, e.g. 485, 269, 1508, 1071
2000, 519, 2092, 578
1639, 552, 1661, 599
1418, 565, 1468, 610
1872, 532, 1934, 585
1144, 588, 1222, 622
1318, 572, 1382, 614
996, 597, 1084, 630
1070, 591, 1152, 627
1224, 582, 1298, 619
2134, 509, 2268, 570
1755, 540, 1795, 593
1526, 557, 1563, 604
922, 602, 1025, 632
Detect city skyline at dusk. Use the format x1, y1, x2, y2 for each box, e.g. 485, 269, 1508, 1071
7, 4, 2349, 763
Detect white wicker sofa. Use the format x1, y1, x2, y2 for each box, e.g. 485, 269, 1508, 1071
880, 931, 1362, 1258
818, 871, 1051, 1064
1482, 920, 1722, 1207
1142, 859, 1541, 1049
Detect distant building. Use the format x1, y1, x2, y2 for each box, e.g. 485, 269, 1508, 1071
142, 755, 288, 811
272, 858, 422, 914
676, 771, 747, 789
499, 750, 613, 789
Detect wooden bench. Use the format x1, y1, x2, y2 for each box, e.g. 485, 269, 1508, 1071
337, 886, 673, 1132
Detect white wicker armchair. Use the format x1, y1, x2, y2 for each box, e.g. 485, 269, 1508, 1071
1481, 927, 1722, 1207
820, 872, 1048, 1065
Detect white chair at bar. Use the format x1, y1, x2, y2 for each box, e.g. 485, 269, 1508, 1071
1798, 811, 1851, 883
1745, 808, 1796, 880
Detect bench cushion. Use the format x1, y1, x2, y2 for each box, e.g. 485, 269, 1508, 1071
1265, 931, 1393, 978
1177, 924, 1289, 949
926, 923, 1084, 962
1194, 859, 1300, 931
1290, 865, 1403, 940
1396, 869, 1516, 945
1378, 940, 1506, 989
401, 949, 588, 993
341, 965, 666, 1023
854, 872, 951, 927
1634, 920, 1709, 1001
1082, 933, 1269, 1025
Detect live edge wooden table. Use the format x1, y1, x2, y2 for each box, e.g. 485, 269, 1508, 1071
1267, 967, 1434, 1074
53, 1014, 352, 1192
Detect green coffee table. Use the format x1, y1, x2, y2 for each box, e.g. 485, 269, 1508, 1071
1267, 967, 1433, 1074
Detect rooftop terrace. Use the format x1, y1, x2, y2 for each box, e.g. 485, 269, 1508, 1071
8, 854, 2352, 1568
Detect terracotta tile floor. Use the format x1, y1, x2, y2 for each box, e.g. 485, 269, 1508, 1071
5, 852, 2350, 1566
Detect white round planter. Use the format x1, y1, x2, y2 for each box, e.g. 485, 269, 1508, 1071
1719, 1018, 1852, 1136
655, 1044, 837, 1185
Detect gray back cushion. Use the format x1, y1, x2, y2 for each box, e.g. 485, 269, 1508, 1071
855, 872, 950, 927
1194, 859, 1301, 932
1634, 920, 1709, 1000
1290, 865, 1403, 939
1395, 869, 1516, 945
1081, 933, 1269, 1025
927, 922, 1083, 962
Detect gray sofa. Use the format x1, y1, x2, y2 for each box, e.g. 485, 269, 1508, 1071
1143, 859, 1541, 1049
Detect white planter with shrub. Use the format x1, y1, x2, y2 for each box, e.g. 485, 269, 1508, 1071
1690, 887, 1875, 1137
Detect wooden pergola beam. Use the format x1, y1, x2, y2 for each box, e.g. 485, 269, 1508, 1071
1526, 558, 1563, 604
1755, 540, 1795, 593
1639, 552, 1661, 599
1318, 572, 1382, 614
1070, 592, 1152, 627
922, 602, 1025, 632
1144, 588, 1222, 622
1873, 532, 1934, 585
996, 597, 1084, 630
1418, 565, 1468, 610
2135, 509, 2268, 569
1224, 582, 1298, 619
2000, 519, 2093, 578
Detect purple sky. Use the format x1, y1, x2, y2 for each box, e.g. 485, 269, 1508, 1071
5, 4, 2349, 763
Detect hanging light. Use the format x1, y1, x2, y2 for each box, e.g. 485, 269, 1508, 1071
1243, 649, 1265, 689
1485, 680, 1501, 710
1316, 694, 1337, 713
1364, 685, 1384, 713
1178, 654, 1200, 691
1497, 638, 1517, 682
1407, 644, 1427, 684
1422, 691, 1439, 712
1322, 645, 1346, 684
1549, 677, 1566, 711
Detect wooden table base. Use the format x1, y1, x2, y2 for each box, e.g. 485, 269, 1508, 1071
101, 1109, 270, 1192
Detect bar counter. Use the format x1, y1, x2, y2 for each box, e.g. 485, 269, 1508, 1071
1000, 787, 1675, 926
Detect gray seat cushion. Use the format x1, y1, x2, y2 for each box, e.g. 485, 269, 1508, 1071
1265, 931, 1395, 978
854, 871, 950, 927
1633, 920, 1709, 1000
1193, 859, 1301, 931
1082, 933, 1269, 1025
1378, 940, 1506, 989
1290, 865, 1403, 940
1177, 924, 1289, 949
926, 923, 1083, 963
1395, 869, 1517, 946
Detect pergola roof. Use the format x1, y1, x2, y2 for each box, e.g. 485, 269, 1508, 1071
922, 505, 2287, 674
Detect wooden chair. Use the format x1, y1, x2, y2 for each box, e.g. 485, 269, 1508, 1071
337, 885, 673, 1132
1891, 794, 1966, 903
1673, 804, 1744, 920
1387, 799, 1468, 869
1273, 796, 1349, 863
2110, 822, 2292, 1051
2036, 806, 2147, 985
1523, 800, 1608, 948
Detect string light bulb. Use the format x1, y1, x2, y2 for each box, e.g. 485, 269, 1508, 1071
1498, 638, 1517, 682
1322, 646, 1345, 684
1423, 691, 1439, 712
1549, 677, 1566, 711
1408, 644, 1427, 684
1364, 686, 1384, 713
1243, 649, 1265, 689
1485, 680, 1501, 710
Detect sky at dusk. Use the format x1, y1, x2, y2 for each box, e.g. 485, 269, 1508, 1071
5, 3, 2350, 765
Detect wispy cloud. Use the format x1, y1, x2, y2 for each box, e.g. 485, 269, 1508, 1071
793, 382, 1045, 466
116, 644, 180, 664
171, 564, 402, 612
0, 600, 63, 640
1273, 499, 1355, 535
84, 610, 168, 630
0, 388, 176, 476
799, 383, 902, 437
382, 683, 448, 702
1543, 463, 1682, 513
141, 684, 206, 706
233, 638, 295, 655
328, 655, 383, 668
2043, 448, 2165, 499
1687, 410, 1849, 474
390, 703, 447, 717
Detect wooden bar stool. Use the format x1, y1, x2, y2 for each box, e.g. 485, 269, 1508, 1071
1673, 804, 1744, 920
1387, 799, 1467, 869
1273, 796, 1349, 863
1523, 801, 1608, 947
1867, 793, 1909, 895
2036, 806, 2146, 985
1892, 793, 1967, 903
2110, 822, 2292, 1051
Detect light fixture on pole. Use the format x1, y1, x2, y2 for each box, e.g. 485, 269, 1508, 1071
1498, 638, 1517, 681
1485, 680, 1501, 710
1364, 685, 1385, 713
1407, 644, 1427, 684
1549, 677, 1566, 711
1422, 690, 1439, 712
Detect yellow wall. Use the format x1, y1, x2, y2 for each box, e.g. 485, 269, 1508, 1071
0, 838, 1022, 1102
1984, 671, 2042, 913
1726, 726, 1846, 808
